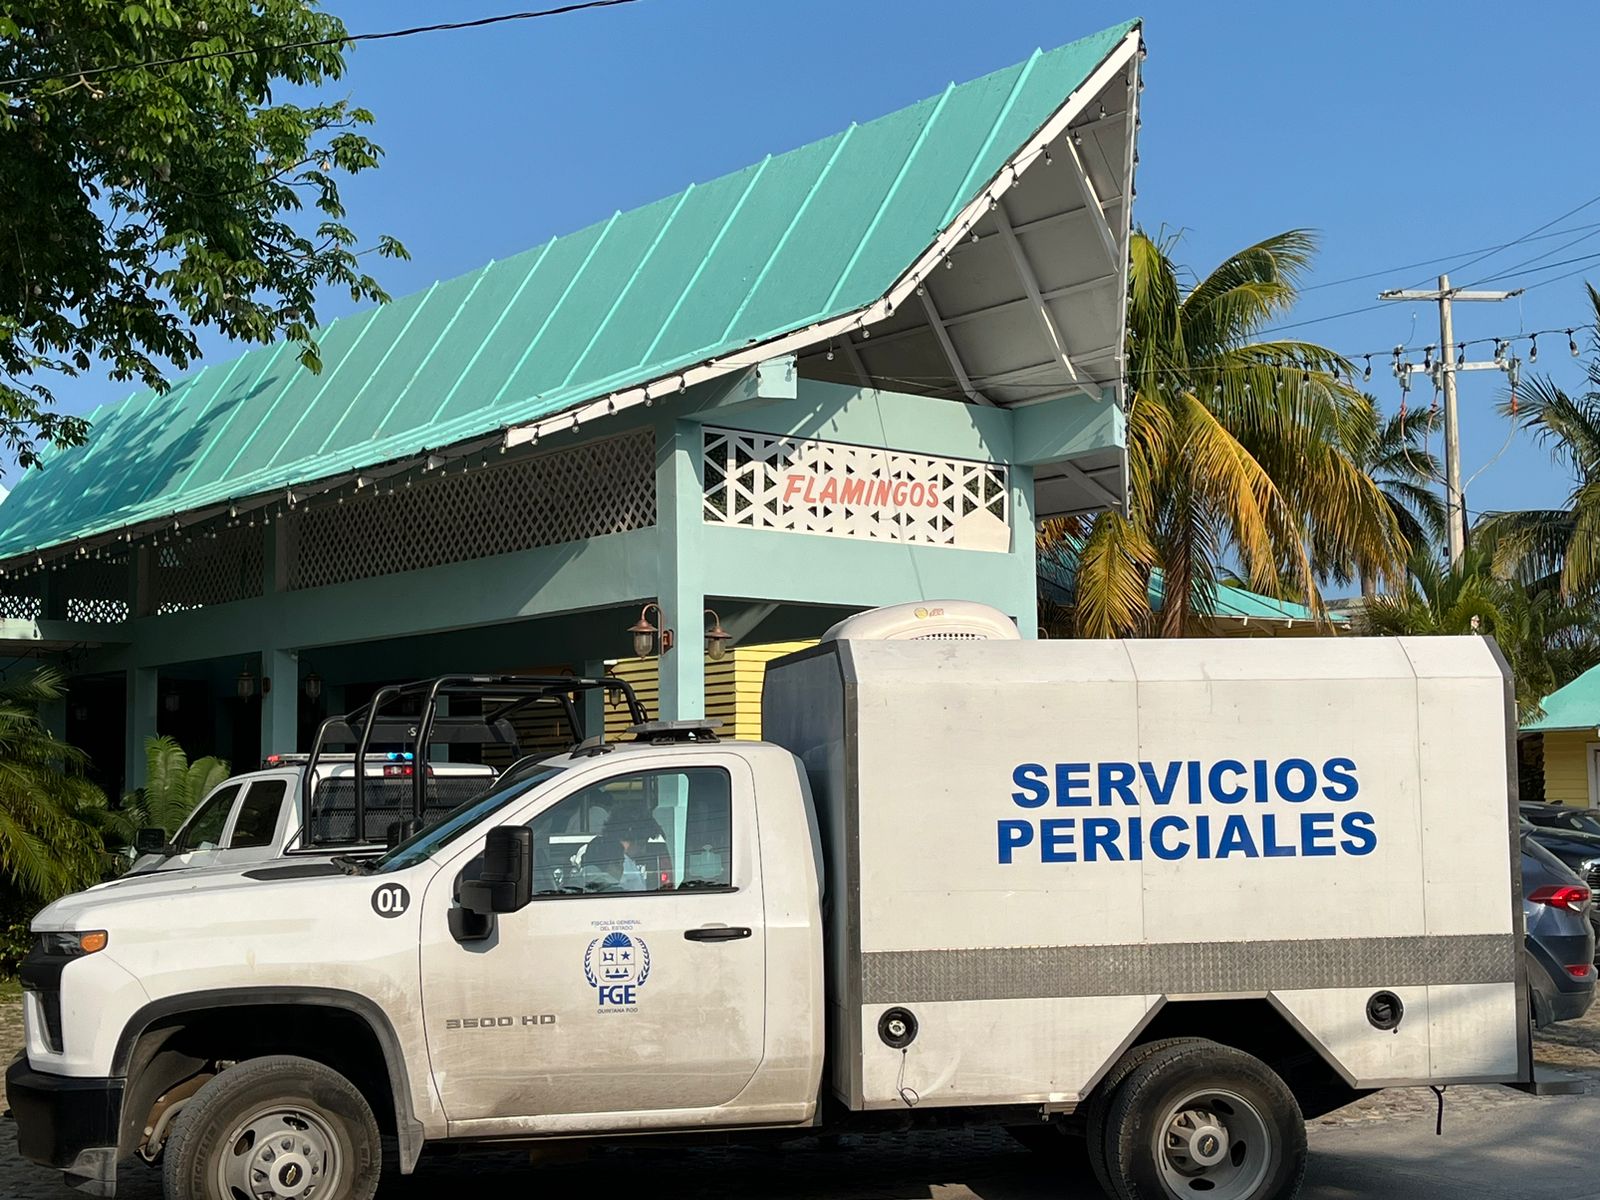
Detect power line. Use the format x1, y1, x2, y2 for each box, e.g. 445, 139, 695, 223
1301, 222, 1600, 293
0, 1, 643, 92
1407, 190, 1600, 287
1461, 227, 1600, 289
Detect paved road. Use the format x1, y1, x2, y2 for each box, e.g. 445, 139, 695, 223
4, 1086, 1598, 1200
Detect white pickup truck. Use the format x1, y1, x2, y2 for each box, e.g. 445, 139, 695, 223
126, 674, 646, 875
9, 605, 1535, 1200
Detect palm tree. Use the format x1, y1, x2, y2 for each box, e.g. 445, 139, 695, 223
1361, 546, 1597, 720
0, 668, 109, 897
1046, 230, 1407, 636
1477, 284, 1600, 597
1341, 399, 1445, 599
102, 736, 229, 849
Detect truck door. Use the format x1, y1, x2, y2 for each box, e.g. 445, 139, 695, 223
418, 756, 766, 1128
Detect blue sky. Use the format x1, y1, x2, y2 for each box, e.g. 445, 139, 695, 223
39, 0, 1600, 520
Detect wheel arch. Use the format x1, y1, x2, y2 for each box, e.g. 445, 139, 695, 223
1089, 995, 1369, 1121
112, 986, 426, 1173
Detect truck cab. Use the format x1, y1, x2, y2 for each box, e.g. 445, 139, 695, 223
127, 673, 647, 877
127, 758, 498, 876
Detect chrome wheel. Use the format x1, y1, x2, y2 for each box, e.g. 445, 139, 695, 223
1154, 1087, 1271, 1199
216, 1105, 343, 1200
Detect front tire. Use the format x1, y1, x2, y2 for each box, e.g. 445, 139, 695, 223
162, 1055, 381, 1200
1101, 1040, 1305, 1200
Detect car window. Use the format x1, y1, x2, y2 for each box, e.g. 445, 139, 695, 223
174, 784, 242, 853
227, 780, 289, 849
530, 767, 733, 897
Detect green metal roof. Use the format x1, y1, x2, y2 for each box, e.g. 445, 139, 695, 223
0, 19, 1139, 561
1523, 664, 1600, 732
1038, 557, 1343, 626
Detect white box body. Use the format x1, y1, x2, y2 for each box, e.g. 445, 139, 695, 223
763, 636, 1524, 1110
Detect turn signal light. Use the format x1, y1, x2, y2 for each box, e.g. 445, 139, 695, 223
1530, 885, 1592, 911
78, 930, 108, 955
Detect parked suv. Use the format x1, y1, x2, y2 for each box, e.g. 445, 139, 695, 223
1523, 833, 1597, 1026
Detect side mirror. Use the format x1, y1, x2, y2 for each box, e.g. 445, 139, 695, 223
459, 826, 533, 916
386, 818, 422, 849
135, 827, 168, 855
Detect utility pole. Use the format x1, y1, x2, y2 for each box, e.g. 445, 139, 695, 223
1378, 275, 1521, 567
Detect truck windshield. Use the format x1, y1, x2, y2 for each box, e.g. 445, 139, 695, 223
371, 765, 567, 873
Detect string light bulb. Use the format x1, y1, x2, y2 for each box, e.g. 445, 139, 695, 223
1529, 334, 1538, 363
1570, 329, 1581, 357
1363, 356, 1372, 382
1457, 343, 1466, 367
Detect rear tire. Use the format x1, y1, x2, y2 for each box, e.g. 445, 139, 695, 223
161, 1054, 381, 1200
1101, 1040, 1305, 1200
1085, 1038, 1197, 1196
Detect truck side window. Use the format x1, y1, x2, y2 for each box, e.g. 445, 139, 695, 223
227, 780, 288, 849
530, 767, 733, 897
173, 784, 241, 853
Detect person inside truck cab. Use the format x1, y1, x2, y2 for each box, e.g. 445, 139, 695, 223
584, 807, 670, 891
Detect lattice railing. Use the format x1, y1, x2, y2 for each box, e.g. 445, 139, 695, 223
153, 525, 264, 614
60, 553, 131, 622
287, 430, 656, 591
702, 427, 1010, 553
0, 583, 42, 621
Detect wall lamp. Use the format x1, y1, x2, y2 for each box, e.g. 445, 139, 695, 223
236, 669, 256, 700
628, 603, 672, 658
626, 603, 733, 660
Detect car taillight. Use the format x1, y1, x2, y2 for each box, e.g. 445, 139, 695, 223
1566, 964, 1596, 980
1530, 884, 1592, 911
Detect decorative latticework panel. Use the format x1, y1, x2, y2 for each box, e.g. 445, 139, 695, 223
60, 553, 130, 622
0, 583, 42, 621
702, 427, 1010, 552
287, 430, 656, 591
153, 525, 264, 614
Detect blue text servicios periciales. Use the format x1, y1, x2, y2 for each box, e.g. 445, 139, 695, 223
999, 757, 1374, 863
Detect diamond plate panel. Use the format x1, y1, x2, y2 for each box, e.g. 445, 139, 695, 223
861, 934, 1518, 1003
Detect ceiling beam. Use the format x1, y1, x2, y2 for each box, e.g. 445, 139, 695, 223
918, 289, 991, 406
837, 330, 871, 388
1054, 457, 1124, 510
1061, 132, 1123, 269
985, 198, 1100, 400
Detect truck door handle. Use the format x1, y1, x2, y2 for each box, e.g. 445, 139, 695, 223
684, 925, 752, 942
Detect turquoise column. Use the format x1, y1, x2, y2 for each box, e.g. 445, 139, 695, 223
655, 416, 704, 721
260, 648, 299, 755
124, 666, 158, 789
1010, 463, 1039, 639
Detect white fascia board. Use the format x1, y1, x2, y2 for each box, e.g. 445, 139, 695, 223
503, 27, 1141, 451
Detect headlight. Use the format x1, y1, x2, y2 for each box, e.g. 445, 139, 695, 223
1583, 859, 1600, 878
35, 930, 108, 958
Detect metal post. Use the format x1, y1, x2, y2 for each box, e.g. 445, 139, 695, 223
1437, 274, 1465, 566
1378, 278, 1521, 571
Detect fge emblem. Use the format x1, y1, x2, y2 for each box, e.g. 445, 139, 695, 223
584, 930, 652, 1010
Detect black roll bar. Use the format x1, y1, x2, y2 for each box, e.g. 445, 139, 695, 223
299, 673, 648, 848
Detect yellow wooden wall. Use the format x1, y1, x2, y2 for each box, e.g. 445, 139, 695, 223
1541, 730, 1597, 807
605, 641, 816, 740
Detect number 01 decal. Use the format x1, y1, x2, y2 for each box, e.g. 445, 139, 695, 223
371, 883, 410, 918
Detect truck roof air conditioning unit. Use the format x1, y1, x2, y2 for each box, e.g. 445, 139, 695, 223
821, 600, 1021, 643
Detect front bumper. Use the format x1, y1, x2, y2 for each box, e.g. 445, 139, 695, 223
6, 1055, 123, 1196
